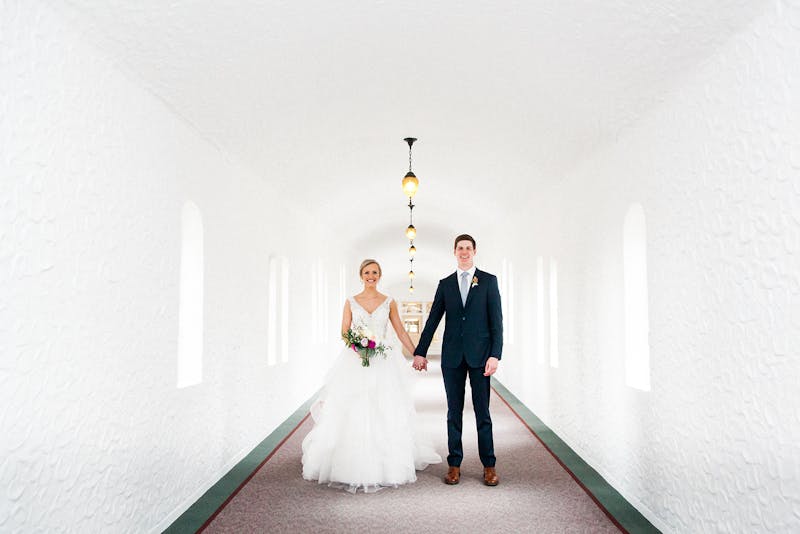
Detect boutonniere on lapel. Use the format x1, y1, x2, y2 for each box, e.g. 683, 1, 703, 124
471, 276, 479, 289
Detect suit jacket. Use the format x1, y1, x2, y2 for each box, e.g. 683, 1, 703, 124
416, 268, 503, 368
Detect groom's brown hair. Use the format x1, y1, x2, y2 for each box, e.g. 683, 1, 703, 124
454, 234, 476, 249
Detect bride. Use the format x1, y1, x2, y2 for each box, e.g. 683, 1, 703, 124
301, 259, 441, 492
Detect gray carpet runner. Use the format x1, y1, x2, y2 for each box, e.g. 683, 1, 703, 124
202, 359, 621, 533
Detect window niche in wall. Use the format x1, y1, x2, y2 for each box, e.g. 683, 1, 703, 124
311, 260, 329, 344
501, 259, 515, 344
177, 201, 203, 388
549, 258, 559, 368
281, 257, 289, 363
623, 203, 651, 391
338, 264, 346, 314
537, 256, 545, 365
267, 256, 290, 366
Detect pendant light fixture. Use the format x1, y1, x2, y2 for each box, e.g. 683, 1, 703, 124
403, 137, 418, 294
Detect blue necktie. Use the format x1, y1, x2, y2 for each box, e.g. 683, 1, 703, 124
460, 271, 469, 306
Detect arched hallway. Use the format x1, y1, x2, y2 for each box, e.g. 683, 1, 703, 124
3, 1, 800, 533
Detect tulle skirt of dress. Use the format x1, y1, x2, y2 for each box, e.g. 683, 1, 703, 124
301, 345, 441, 493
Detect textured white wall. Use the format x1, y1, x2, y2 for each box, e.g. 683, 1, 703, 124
0, 3, 345, 532
497, 4, 800, 532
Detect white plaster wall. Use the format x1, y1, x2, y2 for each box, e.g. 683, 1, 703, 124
0, 3, 345, 532
497, 4, 800, 532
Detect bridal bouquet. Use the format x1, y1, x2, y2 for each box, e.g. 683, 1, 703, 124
342, 321, 388, 367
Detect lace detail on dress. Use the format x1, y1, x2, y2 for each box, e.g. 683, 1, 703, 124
349, 296, 393, 342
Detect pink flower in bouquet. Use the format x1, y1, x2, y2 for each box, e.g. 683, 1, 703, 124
342, 321, 388, 367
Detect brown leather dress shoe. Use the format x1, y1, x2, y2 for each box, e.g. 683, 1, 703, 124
444, 466, 461, 485
483, 467, 499, 486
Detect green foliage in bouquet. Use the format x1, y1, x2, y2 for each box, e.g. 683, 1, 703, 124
342, 321, 388, 367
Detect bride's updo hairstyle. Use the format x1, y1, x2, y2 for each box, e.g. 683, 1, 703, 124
359, 259, 382, 277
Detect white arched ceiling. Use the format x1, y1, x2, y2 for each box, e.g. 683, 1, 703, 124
58, 0, 771, 289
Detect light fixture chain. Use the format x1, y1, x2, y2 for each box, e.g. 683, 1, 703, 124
402, 137, 418, 294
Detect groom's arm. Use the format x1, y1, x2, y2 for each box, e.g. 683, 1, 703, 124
415, 281, 445, 358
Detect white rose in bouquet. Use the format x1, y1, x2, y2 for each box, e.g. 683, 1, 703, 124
360, 338, 369, 347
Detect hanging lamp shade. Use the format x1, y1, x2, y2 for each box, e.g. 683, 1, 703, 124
402, 171, 419, 197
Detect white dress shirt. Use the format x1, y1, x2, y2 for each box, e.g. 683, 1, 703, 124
457, 266, 477, 286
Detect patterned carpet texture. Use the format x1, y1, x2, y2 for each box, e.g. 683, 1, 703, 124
203, 359, 620, 533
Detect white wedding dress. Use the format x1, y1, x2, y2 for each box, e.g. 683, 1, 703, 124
301, 296, 441, 493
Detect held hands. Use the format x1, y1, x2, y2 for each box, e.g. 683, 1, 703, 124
484, 357, 499, 377
412, 355, 497, 374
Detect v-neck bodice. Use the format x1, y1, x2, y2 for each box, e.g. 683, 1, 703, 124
349, 296, 393, 341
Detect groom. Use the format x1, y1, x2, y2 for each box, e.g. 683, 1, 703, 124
414, 234, 503, 486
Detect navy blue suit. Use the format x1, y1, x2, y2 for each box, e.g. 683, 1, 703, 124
416, 268, 503, 467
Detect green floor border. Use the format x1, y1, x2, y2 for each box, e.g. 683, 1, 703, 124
164, 385, 659, 533
163, 394, 316, 534
492, 379, 660, 534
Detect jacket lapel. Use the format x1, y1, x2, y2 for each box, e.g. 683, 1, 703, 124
447, 272, 463, 309
464, 268, 480, 309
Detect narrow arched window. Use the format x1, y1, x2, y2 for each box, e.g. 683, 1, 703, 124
311, 260, 328, 343
338, 264, 346, 310
549, 258, 559, 368
268, 256, 290, 366
501, 259, 515, 344
177, 201, 203, 388
267, 257, 279, 366
624, 203, 651, 391
319, 263, 329, 342
280, 257, 290, 363
537, 256, 545, 365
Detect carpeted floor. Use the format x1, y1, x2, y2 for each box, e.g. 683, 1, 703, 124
202, 358, 621, 533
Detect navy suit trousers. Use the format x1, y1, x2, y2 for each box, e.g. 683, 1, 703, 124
441, 359, 495, 468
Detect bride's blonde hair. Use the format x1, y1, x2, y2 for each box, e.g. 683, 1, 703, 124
359, 259, 382, 277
